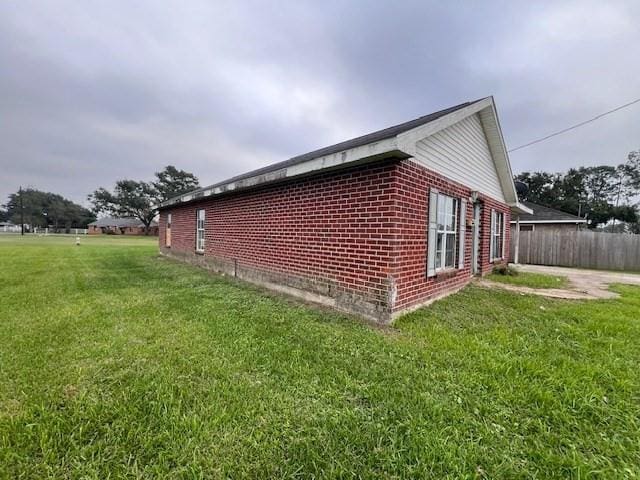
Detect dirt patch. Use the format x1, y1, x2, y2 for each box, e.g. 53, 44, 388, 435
476, 279, 601, 300
478, 265, 640, 300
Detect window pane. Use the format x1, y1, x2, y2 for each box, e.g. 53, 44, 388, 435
449, 199, 458, 231
445, 233, 456, 267
436, 233, 444, 268
437, 198, 446, 230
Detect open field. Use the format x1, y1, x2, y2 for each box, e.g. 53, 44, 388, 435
1, 236, 639, 478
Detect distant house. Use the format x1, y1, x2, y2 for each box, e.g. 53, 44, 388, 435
88, 218, 158, 236
511, 201, 587, 232
0, 222, 22, 233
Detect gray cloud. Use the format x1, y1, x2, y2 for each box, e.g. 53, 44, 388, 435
1, 0, 639, 206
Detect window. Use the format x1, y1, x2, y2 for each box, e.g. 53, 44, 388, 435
427, 189, 467, 277
196, 209, 205, 252
165, 213, 172, 247
435, 194, 459, 271
520, 224, 534, 232
491, 210, 504, 260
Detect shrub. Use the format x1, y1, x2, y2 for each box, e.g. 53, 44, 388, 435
492, 264, 519, 276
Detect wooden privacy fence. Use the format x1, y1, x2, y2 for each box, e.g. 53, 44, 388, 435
511, 230, 640, 271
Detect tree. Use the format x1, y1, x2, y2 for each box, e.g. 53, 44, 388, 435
89, 166, 199, 235
513, 171, 557, 205
3, 188, 95, 231
515, 153, 640, 230
89, 180, 157, 234
152, 165, 200, 204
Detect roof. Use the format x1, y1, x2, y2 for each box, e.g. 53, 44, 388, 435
511, 201, 587, 224
207, 101, 474, 189
88, 217, 158, 228
161, 96, 529, 213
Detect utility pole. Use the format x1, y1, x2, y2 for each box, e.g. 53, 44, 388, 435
19, 186, 24, 236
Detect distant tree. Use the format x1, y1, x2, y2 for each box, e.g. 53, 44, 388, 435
515, 153, 640, 230
152, 165, 200, 203
623, 150, 640, 191
89, 181, 157, 234
0, 207, 7, 222
89, 166, 199, 235
3, 189, 95, 230
513, 171, 557, 205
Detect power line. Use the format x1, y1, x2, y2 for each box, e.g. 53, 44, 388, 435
508, 97, 640, 153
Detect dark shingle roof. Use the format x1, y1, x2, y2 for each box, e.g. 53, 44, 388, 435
88, 217, 157, 228
515, 201, 587, 223
179, 100, 480, 200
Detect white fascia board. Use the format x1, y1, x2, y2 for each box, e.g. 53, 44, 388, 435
478, 99, 519, 205
509, 202, 534, 215
509, 219, 587, 224
286, 137, 400, 177
161, 137, 405, 207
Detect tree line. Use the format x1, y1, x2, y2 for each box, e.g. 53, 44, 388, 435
1, 189, 95, 231
515, 150, 640, 232
0, 166, 200, 234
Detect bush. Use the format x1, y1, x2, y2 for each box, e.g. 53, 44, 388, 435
492, 264, 519, 276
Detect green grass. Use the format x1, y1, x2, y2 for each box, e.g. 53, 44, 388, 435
488, 270, 570, 289
1, 235, 639, 478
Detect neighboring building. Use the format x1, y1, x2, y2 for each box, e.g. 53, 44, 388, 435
0, 222, 21, 233
511, 201, 587, 232
159, 97, 530, 323
88, 217, 158, 236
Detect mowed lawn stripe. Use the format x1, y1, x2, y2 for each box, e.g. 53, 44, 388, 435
0, 235, 639, 478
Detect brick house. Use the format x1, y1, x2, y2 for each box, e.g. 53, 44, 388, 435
159, 97, 531, 323
88, 217, 159, 236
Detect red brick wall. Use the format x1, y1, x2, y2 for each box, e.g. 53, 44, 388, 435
160, 160, 400, 311
389, 161, 510, 312
159, 158, 511, 320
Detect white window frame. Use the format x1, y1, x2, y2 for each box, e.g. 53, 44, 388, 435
435, 194, 459, 272
491, 210, 504, 261
196, 209, 205, 252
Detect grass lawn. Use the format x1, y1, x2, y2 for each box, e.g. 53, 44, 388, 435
1, 235, 639, 478
488, 270, 570, 289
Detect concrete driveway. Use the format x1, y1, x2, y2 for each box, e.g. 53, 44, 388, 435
498, 264, 640, 300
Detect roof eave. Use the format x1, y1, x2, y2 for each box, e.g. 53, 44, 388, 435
510, 219, 588, 224
509, 202, 534, 215
160, 142, 411, 209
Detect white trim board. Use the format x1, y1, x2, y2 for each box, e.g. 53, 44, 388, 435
510, 220, 587, 224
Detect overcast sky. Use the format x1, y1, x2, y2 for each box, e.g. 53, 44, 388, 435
1, 0, 639, 206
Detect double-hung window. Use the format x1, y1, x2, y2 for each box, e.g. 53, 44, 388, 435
491, 210, 504, 261
427, 189, 467, 277
196, 209, 205, 252
435, 194, 459, 271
